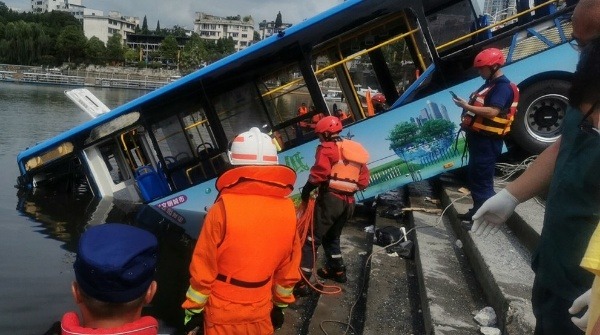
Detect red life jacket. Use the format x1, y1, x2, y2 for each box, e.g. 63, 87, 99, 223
328, 140, 369, 193
461, 82, 520, 137
60, 312, 159, 335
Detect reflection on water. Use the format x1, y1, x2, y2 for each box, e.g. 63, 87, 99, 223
2, 82, 193, 333
16, 189, 199, 333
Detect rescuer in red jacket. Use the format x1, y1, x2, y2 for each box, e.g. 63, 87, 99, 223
182, 127, 301, 335
295, 116, 370, 296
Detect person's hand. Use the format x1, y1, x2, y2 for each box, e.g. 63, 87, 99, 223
301, 182, 317, 203
569, 289, 591, 332
271, 305, 286, 330
184, 310, 204, 335
471, 189, 519, 236
452, 97, 468, 108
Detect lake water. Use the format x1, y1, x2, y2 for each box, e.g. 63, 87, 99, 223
0, 82, 194, 334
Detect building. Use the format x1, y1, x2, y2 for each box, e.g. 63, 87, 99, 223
126, 34, 190, 64
83, 11, 139, 44
483, 0, 517, 22
193, 12, 254, 51
31, 0, 67, 13
258, 20, 292, 40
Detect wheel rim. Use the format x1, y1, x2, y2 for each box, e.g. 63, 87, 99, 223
522, 93, 567, 143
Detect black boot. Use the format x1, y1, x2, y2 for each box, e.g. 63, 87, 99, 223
317, 265, 347, 283
294, 270, 313, 297
293, 280, 311, 297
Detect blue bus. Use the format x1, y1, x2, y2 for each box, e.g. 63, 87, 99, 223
16, 0, 577, 224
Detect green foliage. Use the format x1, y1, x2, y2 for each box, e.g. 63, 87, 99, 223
387, 119, 456, 152
124, 46, 139, 64
275, 11, 283, 28
387, 122, 420, 150
56, 25, 86, 63
0, 4, 80, 65
142, 15, 149, 34
420, 119, 455, 141
159, 35, 179, 63
179, 33, 207, 72
85, 36, 106, 65
106, 33, 124, 65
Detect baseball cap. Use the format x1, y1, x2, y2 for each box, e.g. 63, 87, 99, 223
74, 223, 158, 303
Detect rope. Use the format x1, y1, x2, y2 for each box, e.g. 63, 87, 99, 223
296, 196, 342, 295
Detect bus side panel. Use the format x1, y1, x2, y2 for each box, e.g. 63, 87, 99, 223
150, 45, 579, 225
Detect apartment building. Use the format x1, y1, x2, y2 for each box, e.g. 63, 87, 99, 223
194, 12, 254, 51
258, 20, 292, 40
83, 11, 139, 44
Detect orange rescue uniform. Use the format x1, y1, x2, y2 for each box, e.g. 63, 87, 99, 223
182, 165, 301, 335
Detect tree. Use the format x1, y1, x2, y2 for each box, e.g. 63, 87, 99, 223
124, 46, 139, 64
275, 11, 282, 28
56, 25, 87, 63
106, 33, 124, 65
253, 31, 261, 42
159, 35, 179, 64
85, 36, 106, 65
387, 122, 420, 151
155, 20, 161, 35
141, 15, 149, 34
180, 33, 207, 73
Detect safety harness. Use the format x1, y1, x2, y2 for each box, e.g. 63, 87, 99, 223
460, 82, 520, 137
328, 139, 369, 193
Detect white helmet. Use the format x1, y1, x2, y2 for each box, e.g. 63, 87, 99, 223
228, 127, 279, 165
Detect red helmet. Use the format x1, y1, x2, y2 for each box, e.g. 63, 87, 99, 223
315, 116, 342, 134
473, 48, 505, 68
372, 93, 386, 104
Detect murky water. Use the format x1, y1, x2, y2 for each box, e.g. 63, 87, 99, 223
0, 82, 194, 334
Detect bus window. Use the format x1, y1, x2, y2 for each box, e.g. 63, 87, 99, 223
258, 64, 318, 148
213, 82, 271, 141
181, 108, 218, 157
151, 115, 194, 168
311, 8, 432, 114
427, 0, 477, 52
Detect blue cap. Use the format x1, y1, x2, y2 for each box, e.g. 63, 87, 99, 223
74, 223, 158, 303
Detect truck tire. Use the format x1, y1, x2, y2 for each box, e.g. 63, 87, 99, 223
511, 79, 570, 154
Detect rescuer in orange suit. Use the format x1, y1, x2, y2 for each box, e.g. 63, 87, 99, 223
295, 116, 370, 296
182, 127, 301, 335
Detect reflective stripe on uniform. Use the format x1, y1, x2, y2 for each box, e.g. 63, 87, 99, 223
186, 286, 209, 306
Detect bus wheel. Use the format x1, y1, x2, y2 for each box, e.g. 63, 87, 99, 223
511, 79, 570, 154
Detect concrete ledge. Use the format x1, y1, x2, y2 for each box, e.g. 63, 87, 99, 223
441, 185, 536, 334
412, 209, 485, 334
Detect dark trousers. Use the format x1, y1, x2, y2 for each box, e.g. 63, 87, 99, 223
532, 276, 584, 335
300, 191, 354, 274
466, 133, 503, 214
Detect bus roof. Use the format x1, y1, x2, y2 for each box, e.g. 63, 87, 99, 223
18, 0, 448, 168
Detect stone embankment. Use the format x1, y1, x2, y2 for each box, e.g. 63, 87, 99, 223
279, 172, 543, 335
0, 64, 182, 90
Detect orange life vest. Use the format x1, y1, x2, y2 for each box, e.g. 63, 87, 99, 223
328, 139, 369, 193
461, 82, 520, 137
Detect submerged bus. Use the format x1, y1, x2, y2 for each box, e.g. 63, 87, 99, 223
16, 0, 577, 224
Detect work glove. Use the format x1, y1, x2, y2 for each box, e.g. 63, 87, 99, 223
301, 181, 317, 203
471, 188, 519, 236
271, 305, 286, 330
569, 289, 591, 332
183, 309, 205, 335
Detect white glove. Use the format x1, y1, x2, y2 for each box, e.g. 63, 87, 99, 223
569, 289, 591, 332
471, 189, 519, 236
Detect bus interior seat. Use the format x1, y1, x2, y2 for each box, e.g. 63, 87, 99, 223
135, 165, 170, 202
